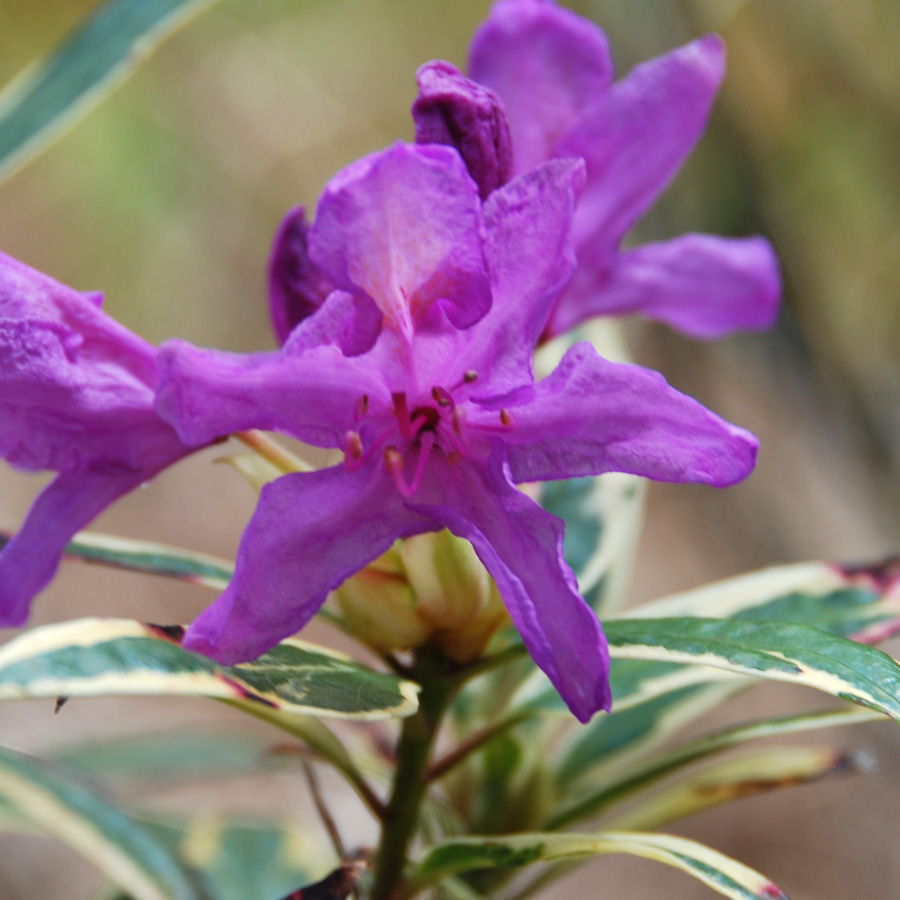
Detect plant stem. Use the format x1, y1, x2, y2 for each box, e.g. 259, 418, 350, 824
371, 649, 453, 900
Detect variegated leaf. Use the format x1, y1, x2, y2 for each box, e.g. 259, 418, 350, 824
0, 744, 206, 900
0, 531, 233, 589
548, 706, 883, 828
604, 745, 867, 832
604, 617, 900, 719
0, 618, 418, 720
409, 831, 789, 900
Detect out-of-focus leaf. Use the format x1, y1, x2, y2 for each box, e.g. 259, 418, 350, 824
152, 817, 318, 900
55, 731, 272, 782
0, 530, 233, 589
0, 744, 206, 900
0, 0, 223, 182
540, 472, 645, 616
409, 831, 789, 900
547, 706, 883, 829
0, 618, 419, 720
605, 617, 900, 717
605, 745, 867, 832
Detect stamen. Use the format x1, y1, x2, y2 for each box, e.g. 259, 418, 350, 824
343, 431, 365, 472
384, 436, 434, 498
431, 386, 455, 409
499, 408, 516, 428
452, 370, 479, 390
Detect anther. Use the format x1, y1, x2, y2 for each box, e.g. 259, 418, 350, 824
499, 408, 515, 427
453, 370, 479, 390
343, 431, 364, 470
432, 386, 455, 408
354, 394, 369, 420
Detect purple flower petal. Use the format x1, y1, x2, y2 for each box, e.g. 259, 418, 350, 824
413, 60, 513, 199
469, 0, 614, 174
183, 463, 436, 663
267, 206, 335, 345
560, 35, 725, 253
0, 251, 164, 472
548, 234, 781, 339
409, 444, 611, 722
0, 463, 185, 627
308, 143, 491, 338
473, 342, 757, 487
438, 158, 584, 398
155, 335, 389, 449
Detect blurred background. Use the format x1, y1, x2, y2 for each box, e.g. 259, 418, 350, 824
1, 0, 899, 897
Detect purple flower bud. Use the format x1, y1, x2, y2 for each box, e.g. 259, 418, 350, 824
413, 60, 513, 199
267, 206, 334, 345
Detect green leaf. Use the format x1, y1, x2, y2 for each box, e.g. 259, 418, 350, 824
0, 530, 233, 589
625, 560, 900, 644
409, 831, 789, 900
150, 817, 317, 900
0, 743, 206, 900
547, 706, 883, 829
0, 0, 223, 183
605, 617, 900, 718
0, 618, 419, 720
55, 731, 273, 782
605, 745, 866, 832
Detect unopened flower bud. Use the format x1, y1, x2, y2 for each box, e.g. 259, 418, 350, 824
412, 60, 513, 199
334, 532, 509, 662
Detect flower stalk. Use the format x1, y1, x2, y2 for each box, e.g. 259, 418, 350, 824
372, 648, 455, 900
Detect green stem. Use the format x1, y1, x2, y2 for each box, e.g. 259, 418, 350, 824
371, 649, 454, 900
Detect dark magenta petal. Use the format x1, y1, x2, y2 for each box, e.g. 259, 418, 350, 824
413, 60, 513, 199
559, 35, 724, 252
441, 158, 584, 397
308, 143, 491, 338
183, 463, 435, 664
470, 0, 614, 173
267, 206, 334, 345
409, 446, 611, 722
0, 454, 188, 627
548, 234, 781, 339
156, 335, 390, 449
475, 342, 757, 487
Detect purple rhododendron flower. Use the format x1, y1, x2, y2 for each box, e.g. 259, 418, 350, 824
156, 143, 758, 722
407, 0, 780, 342
0, 252, 198, 627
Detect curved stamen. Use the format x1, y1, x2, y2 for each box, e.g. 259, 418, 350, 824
385, 435, 434, 498
343, 424, 395, 472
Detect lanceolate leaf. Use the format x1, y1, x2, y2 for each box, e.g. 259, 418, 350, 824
0, 531, 233, 589
604, 617, 900, 719
548, 707, 884, 828
151, 818, 318, 900
0, 0, 223, 183
0, 744, 206, 900
625, 559, 900, 644
0, 618, 419, 720
409, 831, 789, 900
604, 745, 866, 832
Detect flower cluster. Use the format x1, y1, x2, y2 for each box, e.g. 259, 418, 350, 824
0, 0, 778, 722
